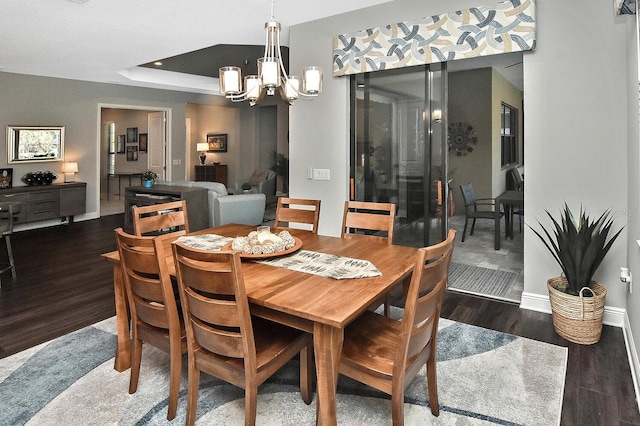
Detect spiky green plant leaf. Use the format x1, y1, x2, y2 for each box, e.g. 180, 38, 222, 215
529, 203, 623, 295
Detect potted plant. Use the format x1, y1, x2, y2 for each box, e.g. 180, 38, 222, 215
241, 182, 252, 193
530, 203, 623, 344
142, 169, 157, 188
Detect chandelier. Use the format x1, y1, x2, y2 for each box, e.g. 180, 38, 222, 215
218, 2, 322, 106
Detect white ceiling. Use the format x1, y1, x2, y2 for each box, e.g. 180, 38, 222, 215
0, 0, 523, 94
0, 0, 391, 93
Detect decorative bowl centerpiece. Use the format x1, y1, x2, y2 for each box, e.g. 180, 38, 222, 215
227, 226, 301, 258
22, 171, 57, 186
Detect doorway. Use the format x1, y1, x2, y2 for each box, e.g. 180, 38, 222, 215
350, 54, 524, 303
350, 63, 448, 248
98, 104, 171, 216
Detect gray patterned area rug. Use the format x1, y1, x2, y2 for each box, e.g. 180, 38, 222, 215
0, 315, 566, 425
448, 262, 518, 300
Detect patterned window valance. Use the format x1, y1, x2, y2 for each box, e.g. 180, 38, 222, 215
615, 0, 636, 15
333, 0, 536, 77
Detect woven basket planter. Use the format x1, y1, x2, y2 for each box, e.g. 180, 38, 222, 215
547, 277, 607, 345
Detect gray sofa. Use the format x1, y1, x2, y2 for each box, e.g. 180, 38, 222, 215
156, 180, 266, 228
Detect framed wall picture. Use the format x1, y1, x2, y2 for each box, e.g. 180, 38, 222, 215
117, 135, 125, 153
138, 133, 148, 152
126, 145, 138, 161
0, 168, 13, 189
206, 133, 227, 152
6, 125, 65, 164
126, 127, 138, 143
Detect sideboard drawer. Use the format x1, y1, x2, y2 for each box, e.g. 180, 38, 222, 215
27, 200, 60, 221
29, 190, 57, 202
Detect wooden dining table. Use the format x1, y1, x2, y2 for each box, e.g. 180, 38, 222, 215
102, 223, 418, 425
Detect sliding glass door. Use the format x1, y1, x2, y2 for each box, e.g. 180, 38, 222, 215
350, 63, 448, 247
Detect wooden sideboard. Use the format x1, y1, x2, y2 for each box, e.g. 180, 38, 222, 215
195, 164, 227, 187
123, 185, 208, 233
0, 182, 87, 224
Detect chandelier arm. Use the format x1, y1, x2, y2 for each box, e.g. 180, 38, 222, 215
218, 2, 321, 105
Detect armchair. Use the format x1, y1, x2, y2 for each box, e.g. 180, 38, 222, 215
247, 169, 276, 205
155, 180, 266, 228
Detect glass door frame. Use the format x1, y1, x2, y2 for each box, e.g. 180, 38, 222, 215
349, 63, 449, 247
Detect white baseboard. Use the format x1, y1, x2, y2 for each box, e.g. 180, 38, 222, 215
624, 312, 640, 413
521, 291, 639, 412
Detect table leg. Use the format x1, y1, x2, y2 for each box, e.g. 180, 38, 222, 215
112, 263, 131, 372
314, 323, 343, 426
505, 204, 512, 239
495, 200, 501, 250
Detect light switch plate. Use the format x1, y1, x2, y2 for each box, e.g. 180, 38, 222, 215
313, 168, 330, 180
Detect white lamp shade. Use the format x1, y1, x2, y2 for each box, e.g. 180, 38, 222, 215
303, 66, 323, 94
61, 162, 78, 173
219, 66, 242, 94
62, 162, 78, 182
245, 75, 261, 100
258, 58, 280, 88
196, 143, 209, 152
284, 76, 300, 101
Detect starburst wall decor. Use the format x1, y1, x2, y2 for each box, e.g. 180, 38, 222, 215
448, 122, 478, 155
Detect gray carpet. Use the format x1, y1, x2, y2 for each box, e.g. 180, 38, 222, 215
0, 316, 566, 425
447, 262, 518, 300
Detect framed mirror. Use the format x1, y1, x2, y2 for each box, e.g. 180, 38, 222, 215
6, 125, 65, 163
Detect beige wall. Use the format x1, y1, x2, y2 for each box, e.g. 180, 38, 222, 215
448, 68, 493, 213
186, 104, 240, 186
491, 68, 524, 196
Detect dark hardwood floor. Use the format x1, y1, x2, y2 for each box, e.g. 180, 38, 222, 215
0, 214, 638, 425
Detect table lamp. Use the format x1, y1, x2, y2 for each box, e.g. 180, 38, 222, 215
61, 162, 78, 182
196, 143, 208, 165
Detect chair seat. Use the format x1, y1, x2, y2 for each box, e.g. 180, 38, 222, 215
195, 318, 308, 378
468, 210, 501, 220
342, 310, 401, 378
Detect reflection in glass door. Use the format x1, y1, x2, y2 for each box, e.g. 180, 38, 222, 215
350, 63, 448, 247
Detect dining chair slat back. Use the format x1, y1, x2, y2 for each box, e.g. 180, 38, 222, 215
341, 200, 396, 245
172, 243, 313, 426
274, 197, 321, 234
339, 229, 456, 424
114, 228, 187, 421
132, 200, 189, 237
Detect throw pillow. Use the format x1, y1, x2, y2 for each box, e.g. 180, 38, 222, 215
249, 169, 268, 185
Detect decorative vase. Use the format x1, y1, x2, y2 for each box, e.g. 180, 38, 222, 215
22, 171, 57, 186
547, 277, 606, 344
143, 180, 153, 188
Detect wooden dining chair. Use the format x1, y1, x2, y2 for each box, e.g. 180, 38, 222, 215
132, 200, 189, 236
339, 229, 456, 425
172, 242, 313, 426
274, 197, 321, 233
114, 227, 187, 421
341, 200, 395, 244
342, 200, 396, 315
